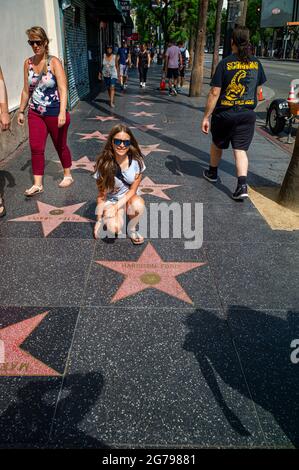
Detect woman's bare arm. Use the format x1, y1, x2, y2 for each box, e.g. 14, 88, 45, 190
52, 57, 68, 127
17, 59, 30, 126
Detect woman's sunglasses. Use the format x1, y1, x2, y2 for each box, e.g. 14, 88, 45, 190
28, 40, 43, 47
113, 138, 131, 147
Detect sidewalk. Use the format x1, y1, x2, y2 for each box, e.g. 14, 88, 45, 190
0, 64, 298, 449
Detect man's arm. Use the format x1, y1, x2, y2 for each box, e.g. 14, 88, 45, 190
0, 66, 10, 131
164, 54, 169, 73
201, 87, 221, 134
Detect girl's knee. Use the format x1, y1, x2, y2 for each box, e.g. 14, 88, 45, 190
127, 196, 145, 215
105, 218, 124, 234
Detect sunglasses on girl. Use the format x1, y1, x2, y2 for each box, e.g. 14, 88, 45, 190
113, 138, 131, 147
28, 40, 43, 46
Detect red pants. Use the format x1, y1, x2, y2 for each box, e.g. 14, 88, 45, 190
28, 110, 72, 176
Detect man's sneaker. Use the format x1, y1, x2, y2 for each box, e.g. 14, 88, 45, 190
232, 184, 248, 200
140, 82, 143, 87
168, 89, 174, 96
124, 84, 128, 89
172, 87, 177, 95
203, 169, 218, 183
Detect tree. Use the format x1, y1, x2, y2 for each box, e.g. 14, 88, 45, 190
238, 0, 248, 26
189, 0, 210, 97
211, 0, 224, 78
278, 127, 299, 209
132, 0, 198, 49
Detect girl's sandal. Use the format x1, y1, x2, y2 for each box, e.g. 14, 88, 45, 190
59, 176, 74, 188
127, 228, 144, 245
24, 185, 44, 197
0, 197, 6, 218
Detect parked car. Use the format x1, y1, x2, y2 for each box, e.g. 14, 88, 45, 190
219, 46, 223, 55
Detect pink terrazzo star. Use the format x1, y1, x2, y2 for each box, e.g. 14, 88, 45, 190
71, 156, 96, 173
139, 177, 181, 200
95, 242, 206, 304
9, 201, 92, 237
55, 156, 96, 173
77, 131, 108, 141
130, 101, 153, 107
0, 312, 60, 376
129, 112, 160, 117
88, 116, 118, 122
130, 124, 162, 132
140, 144, 170, 156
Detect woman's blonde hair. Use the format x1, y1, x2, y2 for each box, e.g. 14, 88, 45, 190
26, 26, 50, 73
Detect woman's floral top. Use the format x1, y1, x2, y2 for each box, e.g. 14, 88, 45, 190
28, 57, 60, 116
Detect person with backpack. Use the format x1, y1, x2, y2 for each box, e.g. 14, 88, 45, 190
117, 40, 131, 90
18, 26, 73, 196
177, 41, 188, 91
201, 26, 267, 200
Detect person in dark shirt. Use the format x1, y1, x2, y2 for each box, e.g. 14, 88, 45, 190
136, 44, 151, 88
117, 40, 131, 90
201, 26, 267, 200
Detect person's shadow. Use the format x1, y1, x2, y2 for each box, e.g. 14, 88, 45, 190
183, 307, 299, 447
0, 372, 108, 448
0, 170, 15, 197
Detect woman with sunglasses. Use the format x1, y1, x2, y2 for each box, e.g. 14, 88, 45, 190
94, 124, 145, 245
98, 45, 119, 108
18, 26, 73, 196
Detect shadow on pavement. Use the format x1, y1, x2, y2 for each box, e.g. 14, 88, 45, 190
0, 170, 16, 197
183, 307, 299, 448
0, 372, 108, 448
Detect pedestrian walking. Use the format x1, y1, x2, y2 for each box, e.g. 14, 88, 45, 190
0, 65, 11, 217
136, 44, 150, 88
94, 124, 146, 244
165, 40, 182, 96
18, 26, 73, 196
117, 40, 131, 90
98, 45, 118, 108
201, 26, 267, 200
150, 45, 156, 64
177, 41, 188, 91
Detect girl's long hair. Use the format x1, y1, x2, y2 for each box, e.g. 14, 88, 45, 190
26, 26, 50, 73
95, 124, 144, 194
232, 26, 251, 63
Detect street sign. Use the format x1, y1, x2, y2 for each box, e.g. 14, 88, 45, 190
127, 33, 139, 41
120, 0, 130, 17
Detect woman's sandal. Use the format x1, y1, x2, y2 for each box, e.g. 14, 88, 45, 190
24, 185, 44, 197
59, 176, 74, 188
0, 197, 6, 218
127, 228, 144, 245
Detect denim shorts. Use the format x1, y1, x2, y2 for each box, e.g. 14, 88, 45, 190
104, 77, 117, 88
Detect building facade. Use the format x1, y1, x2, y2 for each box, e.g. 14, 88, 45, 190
0, 0, 130, 161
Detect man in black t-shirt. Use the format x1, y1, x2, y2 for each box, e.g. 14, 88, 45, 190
201, 26, 267, 200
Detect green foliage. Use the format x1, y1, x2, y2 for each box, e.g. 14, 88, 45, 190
131, 0, 199, 45
246, 0, 262, 35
